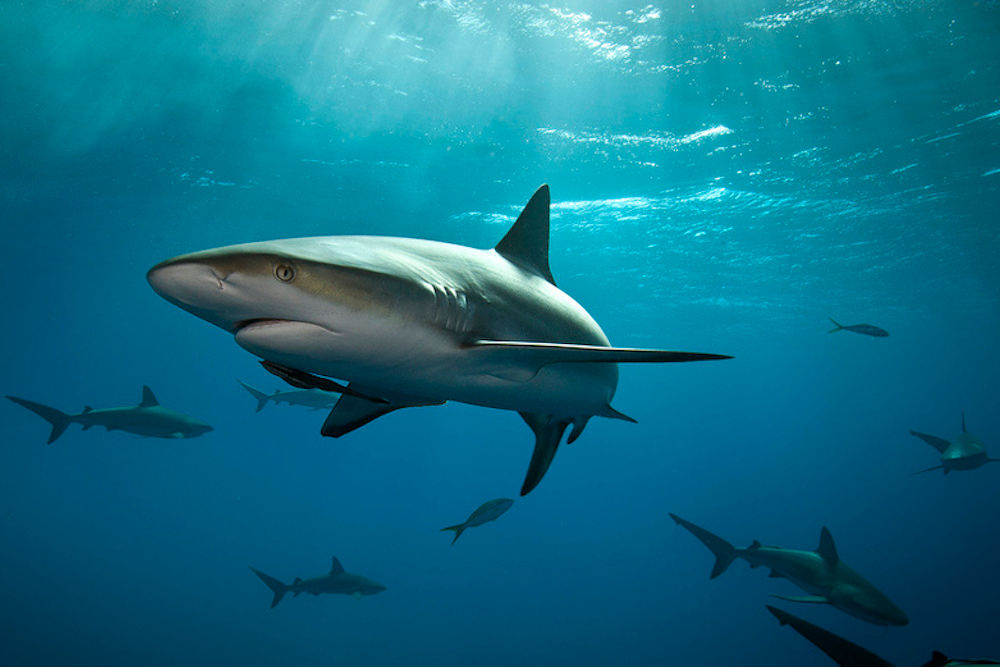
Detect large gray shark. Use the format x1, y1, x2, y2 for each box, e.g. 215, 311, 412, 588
767, 606, 1000, 667
7, 386, 213, 443
669, 513, 909, 626
147, 185, 730, 494
238, 380, 338, 412
910, 412, 997, 475
440, 497, 514, 545
250, 557, 386, 608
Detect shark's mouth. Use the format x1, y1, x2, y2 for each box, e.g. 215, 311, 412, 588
234, 318, 340, 335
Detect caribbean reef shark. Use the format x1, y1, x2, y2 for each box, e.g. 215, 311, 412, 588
148, 185, 730, 494
238, 380, 338, 412
767, 606, 999, 667
251, 557, 386, 608
910, 412, 997, 475
669, 513, 908, 626
7, 386, 212, 443
440, 497, 514, 545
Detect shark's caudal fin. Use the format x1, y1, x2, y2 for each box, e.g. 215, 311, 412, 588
440, 523, 467, 545
6, 396, 73, 444
518, 412, 570, 496
766, 606, 894, 667
238, 381, 270, 413
250, 567, 289, 609
495, 184, 556, 285
828, 317, 844, 333
669, 513, 739, 579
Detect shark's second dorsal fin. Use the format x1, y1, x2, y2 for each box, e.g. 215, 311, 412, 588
140, 386, 159, 407
330, 557, 345, 575
495, 185, 556, 285
817, 527, 839, 565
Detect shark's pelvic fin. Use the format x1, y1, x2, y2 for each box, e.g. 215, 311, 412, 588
766, 605, 894, 667
250, 567, 289, 609
330, 557, 345, 575
519, 412, 570, 496
910, 430, 951, 453
668, 513, 738, 579
495, 184, 556, 285
140, 386, 159, 407
817, 527, 839, 565
770, 594, 829, 604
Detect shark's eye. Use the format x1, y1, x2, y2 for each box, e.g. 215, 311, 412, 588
274, 263, 296, 282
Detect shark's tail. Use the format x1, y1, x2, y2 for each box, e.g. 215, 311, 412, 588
250, 567, 289, 608
440, 523, 467, 545
828, 317, 844, 333
669, 513, 739, 579
6, 396, 73, 444
238, 381, 270, 413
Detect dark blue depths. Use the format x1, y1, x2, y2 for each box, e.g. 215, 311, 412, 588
1, 1, 998, 665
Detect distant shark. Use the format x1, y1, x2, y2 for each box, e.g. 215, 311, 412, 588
828, 318, 889, 337
238, 380, 338, 412
148, 185, 730, 494
7, 386, 212, 443
910, 412, 997, 475
250, 556, 386, 608
767, 606, 999, 667
441, 497, 514, 544
669, 513, 908, 626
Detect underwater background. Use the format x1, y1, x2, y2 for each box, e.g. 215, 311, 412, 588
2, 1, 998, 665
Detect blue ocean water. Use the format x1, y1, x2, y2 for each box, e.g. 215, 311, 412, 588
2, 0, 998, 665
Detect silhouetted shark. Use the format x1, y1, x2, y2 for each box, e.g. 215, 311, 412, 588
669, 514, 908, 626
148, 185, 730, 495
441, 498, 514, 544
910, 412, 997, 474
7, 386, 212, 443
250, 556, 385, 608
238, 380, 338, 412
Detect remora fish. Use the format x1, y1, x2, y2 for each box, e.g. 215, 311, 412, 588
669, 514, 908, 626
238, 380, 339, 412
910, 412, 998, 475
827, 317, 889, 337
440, 497, 514, 544
7, 386, 212, 443
147, 185, 730, 494
768, 606, 999, 667
250, 556, 386, 608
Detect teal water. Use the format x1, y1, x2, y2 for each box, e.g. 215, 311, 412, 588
2, 1, 998, 665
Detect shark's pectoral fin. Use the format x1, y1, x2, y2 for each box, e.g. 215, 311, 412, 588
770, 594, 829, 604
519, 412, 570, 496
911, 464, 945, 476
321, 391, 443, 438
909, 430, 950, 453
468, 341, 731, 373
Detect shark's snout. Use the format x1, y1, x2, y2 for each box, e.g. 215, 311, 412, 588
148, 261, 223, 307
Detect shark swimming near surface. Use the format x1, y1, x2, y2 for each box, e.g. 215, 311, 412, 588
910, 412, 997, 475
827, 317, 889, 337
767, 606, 1000, 667
6, 386, 213, 443
250, 556, 386, 608
147, 185, 730, 494
669, 513, 908, 626
238, 380, 339, 412
440, 497, 514, 544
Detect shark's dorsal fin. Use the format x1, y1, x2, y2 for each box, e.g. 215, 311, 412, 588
495, 185, 556, 285
330, 557, 345, 575
83, 406, 93, 413
817, 527, 839, 565
293, 577, 302, 585
140, 386, 159, 407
